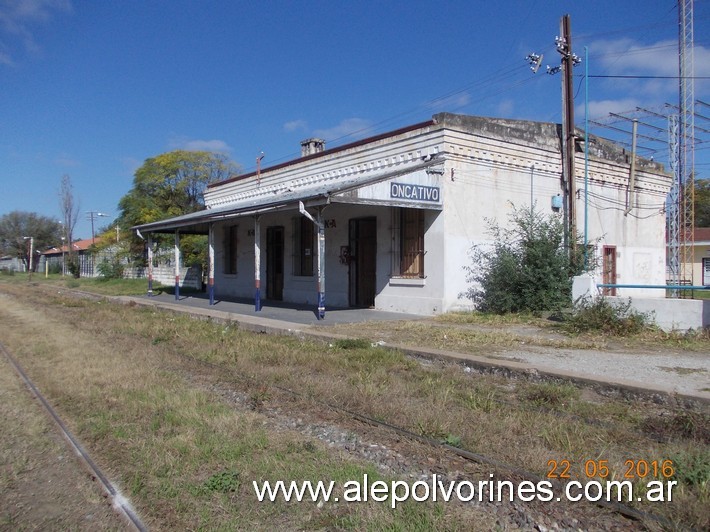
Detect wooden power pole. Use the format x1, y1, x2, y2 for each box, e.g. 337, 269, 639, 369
559, 14, 578, 259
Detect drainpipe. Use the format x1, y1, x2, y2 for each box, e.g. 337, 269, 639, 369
299, 201, 326, 320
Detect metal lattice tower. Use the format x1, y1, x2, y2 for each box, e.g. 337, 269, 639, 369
678, 0, 695, 285
667, 114, 680, 289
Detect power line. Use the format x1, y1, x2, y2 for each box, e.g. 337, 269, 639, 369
585, 75, 710, 80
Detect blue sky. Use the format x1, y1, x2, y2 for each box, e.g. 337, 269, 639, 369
1, 0, 708, 239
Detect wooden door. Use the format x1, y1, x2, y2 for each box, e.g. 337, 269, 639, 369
266, 226, 284, 300
348, 218, 377, 307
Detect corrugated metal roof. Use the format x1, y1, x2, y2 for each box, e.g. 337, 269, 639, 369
134, 158, 440, 234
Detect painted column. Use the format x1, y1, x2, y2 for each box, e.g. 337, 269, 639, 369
174, 230, 180, 300
254, 216, 261, 311
316, 207, 326, 320
147, 234, 154, 296
208, 223, 215, 305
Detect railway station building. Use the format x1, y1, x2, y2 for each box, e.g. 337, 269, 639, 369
134, 113, 672, 317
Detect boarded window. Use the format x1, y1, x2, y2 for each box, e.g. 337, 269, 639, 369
293, 217, 314, 276
399, 209, 424, 278
224, 225, 238, 274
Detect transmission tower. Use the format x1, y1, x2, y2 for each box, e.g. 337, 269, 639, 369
677, 0, 695, 286
667, 114, 680, 290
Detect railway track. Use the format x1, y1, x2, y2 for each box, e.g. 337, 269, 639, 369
1, 341, 147, 532
174, 346, 678, 530
2, 283, 705, 530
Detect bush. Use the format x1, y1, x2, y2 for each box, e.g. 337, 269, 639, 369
97, 259, 124, 280
563, 297, 653, 336
463, 206, 590, 314
67, 256, 80, 278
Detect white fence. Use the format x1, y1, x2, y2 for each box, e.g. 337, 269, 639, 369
124, 265, 202, 290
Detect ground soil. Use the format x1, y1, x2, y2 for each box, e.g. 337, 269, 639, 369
0, 354, 127, 530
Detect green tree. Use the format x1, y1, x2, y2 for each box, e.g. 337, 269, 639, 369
693, 179, 710, 228
117, 150, 240, 264
0, 211, 63, 271
463, 206, 591, 314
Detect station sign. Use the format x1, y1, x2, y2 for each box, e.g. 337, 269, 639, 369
389, 182, 440, 202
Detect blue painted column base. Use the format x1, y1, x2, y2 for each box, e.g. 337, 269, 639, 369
317, 292, 325, 320
255, 288, 262, 311
175, 277, 180, 300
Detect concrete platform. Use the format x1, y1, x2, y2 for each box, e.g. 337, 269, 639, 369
137, 292, 425, 326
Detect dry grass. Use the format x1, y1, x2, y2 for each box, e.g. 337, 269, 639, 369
0, 350, 124, 529
0, 286, 490, 530
328, 320, 604, 356
0, 282, 708, 529
332, 309, 710, 355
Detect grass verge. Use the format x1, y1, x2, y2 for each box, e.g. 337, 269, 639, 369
0, 282, 708, 529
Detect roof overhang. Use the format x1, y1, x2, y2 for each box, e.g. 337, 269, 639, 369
133, 157, 444, 235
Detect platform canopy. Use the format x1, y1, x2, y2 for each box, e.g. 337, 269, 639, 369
132, 157, 443, 236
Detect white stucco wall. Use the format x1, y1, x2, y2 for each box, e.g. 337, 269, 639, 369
202, 114, 671, 315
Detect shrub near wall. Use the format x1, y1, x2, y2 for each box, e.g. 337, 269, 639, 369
97, 259, 125, 280
464, 206, 589, 314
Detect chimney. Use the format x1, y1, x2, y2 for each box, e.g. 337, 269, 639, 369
300, 138, 325, 157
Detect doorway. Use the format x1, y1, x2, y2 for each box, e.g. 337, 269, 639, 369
602, 245, 617, 296
266, 226, 284, 300
349, 217, 377, 307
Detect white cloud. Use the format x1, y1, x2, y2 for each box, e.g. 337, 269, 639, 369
168, 136, 233, 154
54, 152, 80, 167
283, 119, 308, 132
0, 48, 12, 65
313, 118, 374, 142
0, 0, 72, 64
593, 38, 678, 77
496, 99, 515, 117
120, 156, 142, 176
426, 92, 471, 111
580, 37, 710, 121
591, 39, 710, 94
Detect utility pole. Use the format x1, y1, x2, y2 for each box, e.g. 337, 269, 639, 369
527, 14, 581, 259
558, 14, 579, 259
86, 211, 109, 246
